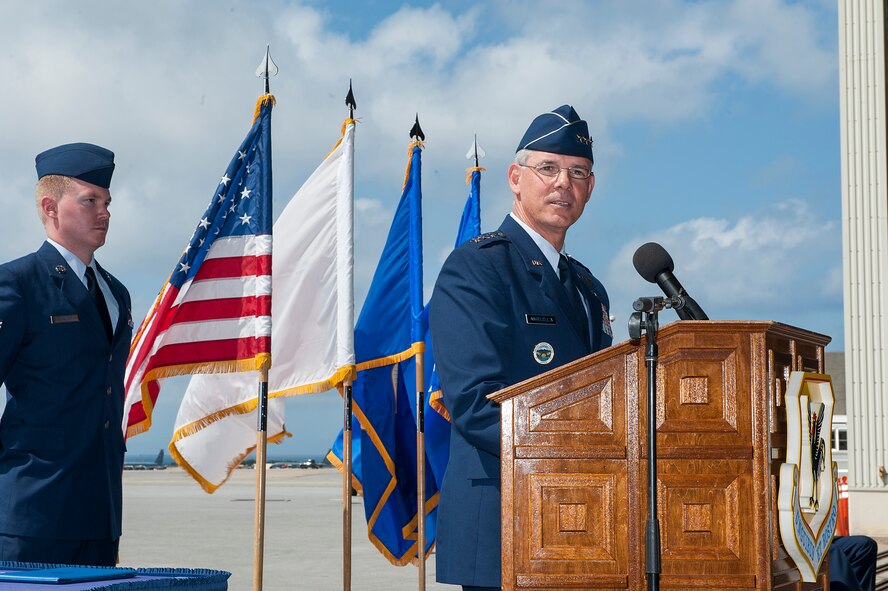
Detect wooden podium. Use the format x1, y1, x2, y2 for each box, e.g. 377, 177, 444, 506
489, 321, 830, 591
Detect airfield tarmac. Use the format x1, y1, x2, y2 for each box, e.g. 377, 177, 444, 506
119, 467, 451, 591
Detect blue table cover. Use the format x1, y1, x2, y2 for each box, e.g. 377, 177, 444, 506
0, 562, 229, 590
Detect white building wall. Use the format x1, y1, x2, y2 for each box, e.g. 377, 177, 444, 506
839, 0, 888, 536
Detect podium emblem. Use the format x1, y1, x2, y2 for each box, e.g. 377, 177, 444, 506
777, 371, 838, 582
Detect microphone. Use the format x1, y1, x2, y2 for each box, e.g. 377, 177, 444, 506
632, 242, 709, 321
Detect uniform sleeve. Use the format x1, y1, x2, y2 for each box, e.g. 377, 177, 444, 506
0, 267, 26, 386
429, 246, 511, 458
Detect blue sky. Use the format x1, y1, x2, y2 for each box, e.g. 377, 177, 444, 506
0, 0, 842, 460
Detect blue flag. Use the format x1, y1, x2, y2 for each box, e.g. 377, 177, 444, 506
424, 165, 482, 490
326, 413, 363, 492
348, 142, 437, 565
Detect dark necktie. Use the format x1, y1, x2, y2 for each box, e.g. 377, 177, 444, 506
558, 254, 590, 348
85, 266, 113, 342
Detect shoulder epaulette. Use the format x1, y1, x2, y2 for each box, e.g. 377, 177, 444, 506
468, 231, 507, 245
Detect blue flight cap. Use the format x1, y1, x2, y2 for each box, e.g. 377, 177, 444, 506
35, 142, 115, 189
516, 105, 594, 164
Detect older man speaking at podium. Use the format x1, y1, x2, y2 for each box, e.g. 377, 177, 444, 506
431, 105, 613, 590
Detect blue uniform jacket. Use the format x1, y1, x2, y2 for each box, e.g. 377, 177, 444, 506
0, 241, 132, 541
430, 215, 613, 587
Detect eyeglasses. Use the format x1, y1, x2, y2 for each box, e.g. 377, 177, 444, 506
520, 163, 593, 180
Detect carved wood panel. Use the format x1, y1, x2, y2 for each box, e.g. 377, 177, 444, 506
513, 459, 630, 588
655, 342, 751, 451
494, 322, 832, 591
514, 353, 628, 453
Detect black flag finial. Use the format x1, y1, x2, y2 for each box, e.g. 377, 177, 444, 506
345, 79, 356, 119
409, 114, 425, 142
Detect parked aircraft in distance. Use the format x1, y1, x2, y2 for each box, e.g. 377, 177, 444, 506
124, 449, 167, 470
267, 458, 325, 470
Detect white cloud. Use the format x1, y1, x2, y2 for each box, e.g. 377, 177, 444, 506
604, 198, 842, 344
0, 0, 843, 450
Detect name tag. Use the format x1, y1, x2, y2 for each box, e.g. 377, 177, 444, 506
525, 314, 556, 325
50, 314, 80, 324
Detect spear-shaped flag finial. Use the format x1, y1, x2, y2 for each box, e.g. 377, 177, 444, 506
345, 79, 357, 119
255, 45, 279, 94
466, 134, 486, 168
409, 114, 425, 142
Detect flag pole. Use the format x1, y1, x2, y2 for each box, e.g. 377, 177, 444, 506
415, 354, 426, 590
409, 115, 427, 591
342, 81, 357, 591
254, 367, 270, 591
253, 45, 277, 591
342, 380, 353, 591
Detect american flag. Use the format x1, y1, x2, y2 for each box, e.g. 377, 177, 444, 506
123, 95, 274, 438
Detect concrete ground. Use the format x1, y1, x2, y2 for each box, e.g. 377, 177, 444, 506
119, 467, 452, 591
119, 468, 888, 591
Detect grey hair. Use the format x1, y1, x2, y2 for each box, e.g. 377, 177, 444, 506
514, 149, 532, 165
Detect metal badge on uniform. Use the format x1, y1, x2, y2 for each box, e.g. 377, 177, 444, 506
601, 303, 613, 337
50, 314, 80, 324
531, 259, 544, 266
128, 316, 134, 328
525, 314, 556, 325
533, 342, 554, 365
55, 265, 67, 274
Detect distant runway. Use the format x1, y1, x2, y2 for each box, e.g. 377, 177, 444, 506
120, 467, 452, 591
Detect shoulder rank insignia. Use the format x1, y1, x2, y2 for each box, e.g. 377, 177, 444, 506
469, 231, 505, 244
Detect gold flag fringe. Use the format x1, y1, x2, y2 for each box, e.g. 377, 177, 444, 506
333, 344, 432, 566
323, 118, 357, 160
325, 450, 364, 494
252, 94, 276, 124
465, 165, 486, 185
170, 424, 292, 495
165, 363, 356, 493
401, 140, 424, 190
428, 389, 451, 422
355, 342, 425, 373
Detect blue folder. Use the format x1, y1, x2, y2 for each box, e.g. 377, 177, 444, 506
0, 566, 136, 584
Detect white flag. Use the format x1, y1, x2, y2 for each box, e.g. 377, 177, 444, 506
169, 120, 356, 492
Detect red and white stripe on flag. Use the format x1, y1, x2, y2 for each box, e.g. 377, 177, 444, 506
124, 234, 271, 437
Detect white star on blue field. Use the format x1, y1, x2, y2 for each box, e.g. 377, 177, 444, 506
0, 0, 841, 459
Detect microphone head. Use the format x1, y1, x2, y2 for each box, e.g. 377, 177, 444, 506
633, 242, 674, 283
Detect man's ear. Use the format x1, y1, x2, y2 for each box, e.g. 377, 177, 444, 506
40, 196, 58, 220
507, 162, 522, 195
585, 173, 595, 203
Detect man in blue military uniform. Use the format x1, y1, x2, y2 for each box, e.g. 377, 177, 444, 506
0, 143, 132, 566
830, 535, 878, 591
430, 105, 613, 590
